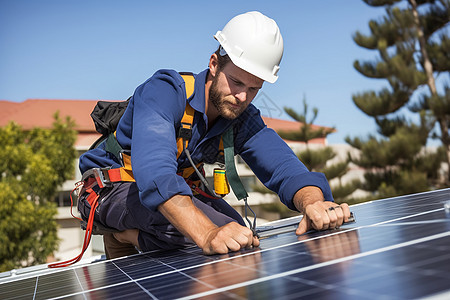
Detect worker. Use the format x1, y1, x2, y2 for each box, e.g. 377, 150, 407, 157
78, 11, 351, 259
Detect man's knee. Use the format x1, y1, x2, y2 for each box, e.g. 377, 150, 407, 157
113, 229, 139, 247
103, 232, 139, 259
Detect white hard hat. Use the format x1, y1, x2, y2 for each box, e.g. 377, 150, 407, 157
214, 11, 284, 83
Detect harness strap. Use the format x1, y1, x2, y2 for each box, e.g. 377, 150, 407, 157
109, 153, 134, 182
176, 104, 195, 159
185, 179, 221, 200
223, 127, 248, 200
48, 187, 100, 268
222, 126, 258, 236
105, 132, 123, 164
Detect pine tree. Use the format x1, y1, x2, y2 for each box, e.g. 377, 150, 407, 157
0, 113, 77, 272
347, 0, 449, 198
278, 98, 360, 203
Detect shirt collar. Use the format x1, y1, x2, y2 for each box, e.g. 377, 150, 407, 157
188, 69, 209, 114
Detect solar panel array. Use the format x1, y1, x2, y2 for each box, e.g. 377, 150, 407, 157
1, 188, 449, 299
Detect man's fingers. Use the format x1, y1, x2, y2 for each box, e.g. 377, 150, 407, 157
307, 205, 326, 230
204, 236, 228, 255
225, 238, 242, 252
203, 223, 259, 255
334, 206, 345, 227
326, 207, 338, 229
298, 201, 355, 235
252, 235, 260, 247
234, 227, 254, 249
339, 203, 351, 222
325, 203, 352, 228
296, 216, 309, 235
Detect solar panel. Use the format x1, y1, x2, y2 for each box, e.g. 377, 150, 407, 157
1, 188, 449, 299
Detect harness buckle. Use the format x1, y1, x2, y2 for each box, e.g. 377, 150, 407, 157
81, 167, 112, 188
178, 122, 192, 141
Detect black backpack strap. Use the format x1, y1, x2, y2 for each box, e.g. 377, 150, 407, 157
105, 133, 125, 164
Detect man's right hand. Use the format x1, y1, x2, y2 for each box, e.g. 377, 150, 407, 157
201, 222, 259, 255
158, 195, 259, 255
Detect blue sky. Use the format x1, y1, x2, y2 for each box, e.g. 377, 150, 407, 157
0, 0, 391, 144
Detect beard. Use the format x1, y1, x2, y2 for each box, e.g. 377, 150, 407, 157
209, 74, 247, 120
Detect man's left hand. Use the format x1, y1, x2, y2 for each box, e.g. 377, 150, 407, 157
293, 186, 351, 235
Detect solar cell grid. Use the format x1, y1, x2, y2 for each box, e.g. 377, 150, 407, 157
0, 188, 449, 299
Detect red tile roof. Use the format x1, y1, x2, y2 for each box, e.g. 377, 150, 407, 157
0, 99, 329, 147
263, 116, 324, 132
0, 99, 102, 132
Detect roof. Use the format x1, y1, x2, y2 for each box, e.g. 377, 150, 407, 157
263, 116, 333, 144
263, 116, 324, 132
0, 99, 101, 132
0, 99, 329, 147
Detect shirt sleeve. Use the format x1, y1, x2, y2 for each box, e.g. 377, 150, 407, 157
130, 70, 193, 211
236, 107, 334, 211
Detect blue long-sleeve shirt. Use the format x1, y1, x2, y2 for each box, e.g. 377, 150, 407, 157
79, 69, 334, 212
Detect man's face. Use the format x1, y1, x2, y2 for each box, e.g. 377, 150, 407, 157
209, 62, 264, 120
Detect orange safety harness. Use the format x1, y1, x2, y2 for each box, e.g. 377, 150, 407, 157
49, 74, 223, 268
